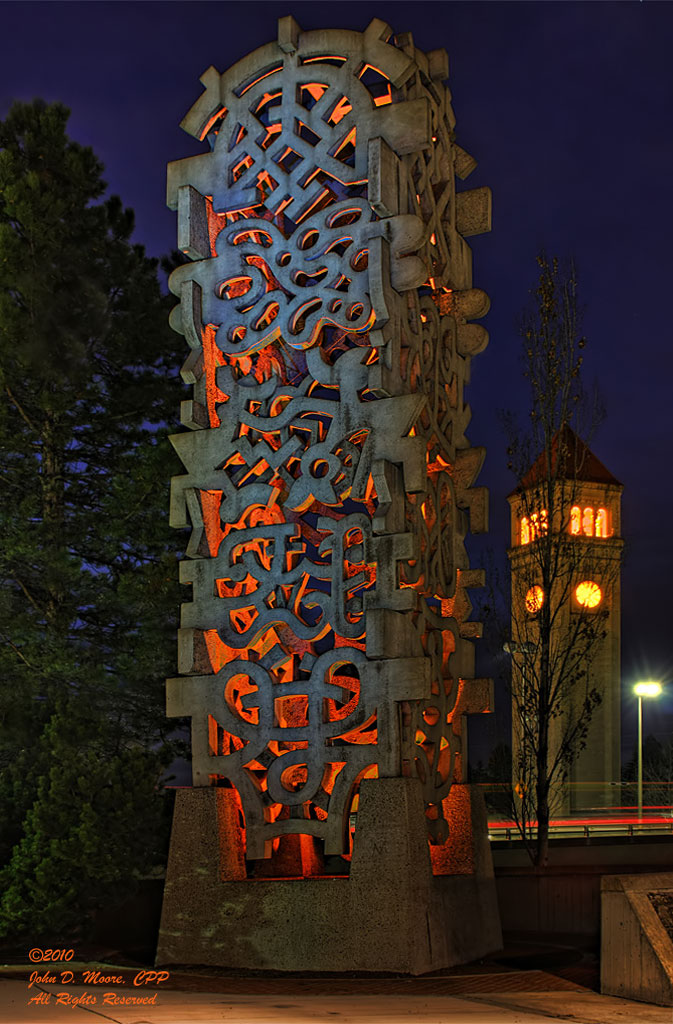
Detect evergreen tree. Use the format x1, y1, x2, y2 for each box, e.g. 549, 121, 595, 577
0, 100, 181, 939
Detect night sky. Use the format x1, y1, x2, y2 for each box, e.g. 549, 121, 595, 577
3, 1, 672, 758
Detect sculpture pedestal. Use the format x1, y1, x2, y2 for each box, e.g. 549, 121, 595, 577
156, 778, 501, 974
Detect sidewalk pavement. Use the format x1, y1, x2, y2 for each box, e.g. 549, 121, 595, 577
2, 968, 672, 1024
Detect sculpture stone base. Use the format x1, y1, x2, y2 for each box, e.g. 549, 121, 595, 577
156, 778, 502, 974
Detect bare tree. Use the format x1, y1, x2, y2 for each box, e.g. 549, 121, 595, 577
503, 254, 622, 868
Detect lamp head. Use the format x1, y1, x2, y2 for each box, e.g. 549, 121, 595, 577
634, 681, 662, 698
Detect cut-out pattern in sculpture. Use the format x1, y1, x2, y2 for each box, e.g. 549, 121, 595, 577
166, 16, 492, 863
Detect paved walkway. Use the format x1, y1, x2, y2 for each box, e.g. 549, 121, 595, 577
2, 971, 671, 1024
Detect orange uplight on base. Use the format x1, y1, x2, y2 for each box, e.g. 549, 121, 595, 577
429, 785, 475, 876
251, 832, 324, 879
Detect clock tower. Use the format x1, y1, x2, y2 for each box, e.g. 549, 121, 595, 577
507, 426, 623, 812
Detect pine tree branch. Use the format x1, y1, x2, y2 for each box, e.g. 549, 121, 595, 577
0, 634, 34, 669
5, 386, 37, 433
11, 575, 46, 616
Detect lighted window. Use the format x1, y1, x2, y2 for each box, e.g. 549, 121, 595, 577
525, 585, 544, 613
596, 508, 608, 537
582, 507, 594, 537
521, 509, 549, 545
575, 580, 602, 608
570, 506, 581, 535
531, 510, 548, 539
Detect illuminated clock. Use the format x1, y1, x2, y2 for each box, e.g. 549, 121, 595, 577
575, 580, 602, 608
525, 585, 544, 613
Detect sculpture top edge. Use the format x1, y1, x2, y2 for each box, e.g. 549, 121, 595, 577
180, 18, 448, 142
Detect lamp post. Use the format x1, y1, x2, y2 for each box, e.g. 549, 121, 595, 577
634, 681, 662, 819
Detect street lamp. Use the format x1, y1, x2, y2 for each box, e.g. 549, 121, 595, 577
634, 681, 663, 819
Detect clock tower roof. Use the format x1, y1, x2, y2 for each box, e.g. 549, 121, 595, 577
513, 423, 621, 495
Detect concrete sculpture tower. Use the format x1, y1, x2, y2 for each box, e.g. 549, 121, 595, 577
157, 17, 500, 973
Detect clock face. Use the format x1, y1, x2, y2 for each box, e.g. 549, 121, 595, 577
525, 585, 544, 613
575, 580, 602, 608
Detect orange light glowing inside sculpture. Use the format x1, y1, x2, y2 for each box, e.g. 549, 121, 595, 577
238, 63, 283, 97
575, 580, 602, 608
198, 105, 227, 141
225, 672, 260, 725
349, 764, 378, 814
202, 324, 228, 428
358, 64, 393, 106
328, 96, 352, 125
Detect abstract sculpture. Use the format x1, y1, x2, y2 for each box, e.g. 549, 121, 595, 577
158, 17, 500, 973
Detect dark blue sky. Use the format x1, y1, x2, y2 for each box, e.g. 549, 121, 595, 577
3, 1, 672, 751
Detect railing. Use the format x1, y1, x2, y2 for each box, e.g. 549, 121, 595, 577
478, 781, 673, 842
488, 816, 673, 842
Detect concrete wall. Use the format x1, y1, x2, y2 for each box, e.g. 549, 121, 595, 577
493, 842, 673, 937
496, 869, 600, 935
